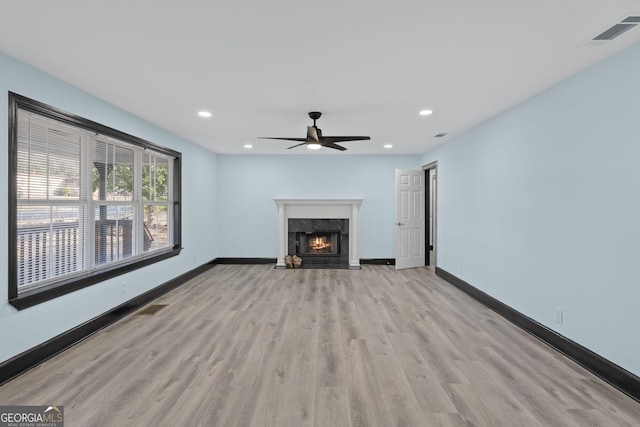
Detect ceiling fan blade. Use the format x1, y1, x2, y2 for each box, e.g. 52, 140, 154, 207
321, 136, 370, 143
287, 142, 308, 149
258, 137, 307, 142
324, 143, 347, 151
307, 126, 320, 142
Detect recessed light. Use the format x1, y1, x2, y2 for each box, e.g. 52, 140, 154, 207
419, 109, 433, 116
384, 144, 393, 149
307, 143, 322, 150
244, 144, 253, 149
198, 111, 212, 118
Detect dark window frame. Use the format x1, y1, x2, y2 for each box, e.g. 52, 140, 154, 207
8, 92, 182, 310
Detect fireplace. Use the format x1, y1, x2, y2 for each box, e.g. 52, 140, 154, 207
274, 199, 362, 269
288, 219, 348, 268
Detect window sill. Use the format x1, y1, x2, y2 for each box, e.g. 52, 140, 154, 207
9, 246, 181, 311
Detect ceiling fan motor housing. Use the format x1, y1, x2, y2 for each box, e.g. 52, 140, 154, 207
308, 111, 322, 121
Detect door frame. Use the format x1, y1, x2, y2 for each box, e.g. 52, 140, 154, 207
422, 161, 437, 267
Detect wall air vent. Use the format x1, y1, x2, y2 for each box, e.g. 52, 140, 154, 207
592, 16, 639, 41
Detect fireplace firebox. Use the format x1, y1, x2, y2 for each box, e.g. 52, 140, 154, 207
297, 232, 340, 256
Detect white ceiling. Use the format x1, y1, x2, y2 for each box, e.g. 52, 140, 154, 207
1, 1, 640, 155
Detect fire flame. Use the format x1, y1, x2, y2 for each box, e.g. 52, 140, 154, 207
310, 236, 332, 251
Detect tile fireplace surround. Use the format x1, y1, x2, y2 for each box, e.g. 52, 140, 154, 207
274, 199, 363, 269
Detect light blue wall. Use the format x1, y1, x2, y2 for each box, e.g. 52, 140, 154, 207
422, 42, 640, 376
217, 155, 421, 258
0, 51, 218, 363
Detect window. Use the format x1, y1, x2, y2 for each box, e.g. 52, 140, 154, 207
8, 93, 181, 309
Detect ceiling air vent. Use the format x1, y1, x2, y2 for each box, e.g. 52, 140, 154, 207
621, 16, 640, 23
593, 16, 639, 40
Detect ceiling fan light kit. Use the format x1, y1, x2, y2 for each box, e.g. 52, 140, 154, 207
259, 111, 370, 151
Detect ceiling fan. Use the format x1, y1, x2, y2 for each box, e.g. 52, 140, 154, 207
259, 111, 370, 151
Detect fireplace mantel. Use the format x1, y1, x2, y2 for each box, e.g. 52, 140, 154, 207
274, 199, 363, 269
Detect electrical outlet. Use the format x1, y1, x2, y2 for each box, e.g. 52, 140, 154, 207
555, 307, 563, 324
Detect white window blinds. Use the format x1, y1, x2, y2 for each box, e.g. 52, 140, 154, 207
16, 112, 87, 290
15, 108, 174, 293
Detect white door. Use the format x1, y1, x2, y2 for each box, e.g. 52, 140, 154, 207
395, 169, 425, 269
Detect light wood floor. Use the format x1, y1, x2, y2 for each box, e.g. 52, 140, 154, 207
1, 265, 639, 426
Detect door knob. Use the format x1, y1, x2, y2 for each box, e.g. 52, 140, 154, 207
396, 222, 405, 226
